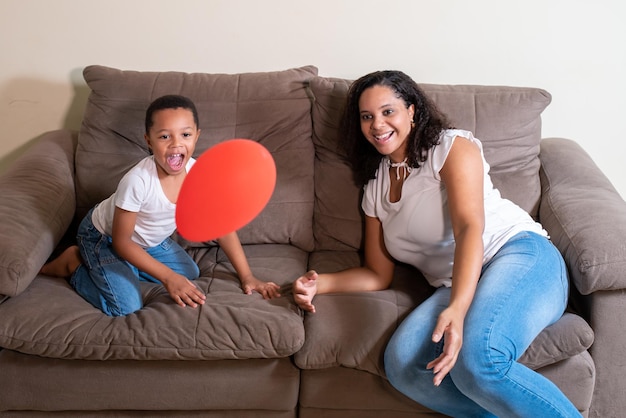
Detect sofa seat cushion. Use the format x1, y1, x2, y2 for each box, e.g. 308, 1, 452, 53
0, 244, 306, 360
295, 251, 594, 377
76, 65, 318, 252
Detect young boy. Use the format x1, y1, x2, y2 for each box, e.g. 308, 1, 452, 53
42, 95, 280, 316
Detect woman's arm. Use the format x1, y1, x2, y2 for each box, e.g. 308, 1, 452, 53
217, 231, 280, 299
293, 215, 395, 313
427, 136, 485, 386
111, 207, 206, 308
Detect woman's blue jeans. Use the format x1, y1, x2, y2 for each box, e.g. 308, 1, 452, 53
384, 231, 581, 417
70, 209, 200, 317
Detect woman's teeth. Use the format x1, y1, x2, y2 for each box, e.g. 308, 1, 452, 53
375, 132, 393, 143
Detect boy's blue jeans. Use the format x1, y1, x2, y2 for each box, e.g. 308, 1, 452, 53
70, 209, 200, 317
384, 231, 581, 417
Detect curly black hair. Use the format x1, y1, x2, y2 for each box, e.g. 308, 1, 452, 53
340, 70, 451, 186
145, 94, 199, 134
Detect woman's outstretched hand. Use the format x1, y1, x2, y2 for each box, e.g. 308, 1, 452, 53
292, 270, 318, 313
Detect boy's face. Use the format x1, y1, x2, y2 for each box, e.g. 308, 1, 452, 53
144, 107, 200, 177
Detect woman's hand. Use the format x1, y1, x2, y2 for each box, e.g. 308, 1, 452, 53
292, 270, 319, 313
426, 306, 465, 386
240, 275, 281, 299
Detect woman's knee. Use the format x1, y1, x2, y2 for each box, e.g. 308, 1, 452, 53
384, 342, 436, 404
383, 345, 400, 384
452, 342, 514, 397
384, 330, 427, 386
384, 334, 408, 384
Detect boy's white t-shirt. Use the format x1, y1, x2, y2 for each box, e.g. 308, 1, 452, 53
91, 156, 196, 248
361, 129, 546, 288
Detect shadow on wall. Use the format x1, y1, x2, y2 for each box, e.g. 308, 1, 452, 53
0, 67, 90, 175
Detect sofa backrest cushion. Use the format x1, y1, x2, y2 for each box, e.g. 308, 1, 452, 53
309, 75, 551, 251
76, 65, 318, 251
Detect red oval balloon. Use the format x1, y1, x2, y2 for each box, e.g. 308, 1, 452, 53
176, 139, 276, 242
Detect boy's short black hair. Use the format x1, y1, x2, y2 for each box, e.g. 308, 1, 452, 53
145, 95, 199, 133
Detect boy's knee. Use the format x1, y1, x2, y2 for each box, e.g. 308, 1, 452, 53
189, 263, 200, 280
105, 295, 143, 317
107, 304, 142, 317
178, 260, 200, 280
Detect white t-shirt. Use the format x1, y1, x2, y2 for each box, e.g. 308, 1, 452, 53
362, 129, 546, 288
91, 156, 196, 248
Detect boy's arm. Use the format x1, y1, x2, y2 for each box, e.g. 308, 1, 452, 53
111, 207, 206, 308
216, 231, 280, 299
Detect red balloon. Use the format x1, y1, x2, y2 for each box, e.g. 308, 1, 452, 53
176, 139, 276, 242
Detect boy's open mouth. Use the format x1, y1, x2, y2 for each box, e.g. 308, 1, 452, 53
167, 153, 184, 170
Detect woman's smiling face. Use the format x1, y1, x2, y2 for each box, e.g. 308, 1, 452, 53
358, 84, 414, 164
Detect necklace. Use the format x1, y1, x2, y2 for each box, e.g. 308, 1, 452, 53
388, 158, 412, 181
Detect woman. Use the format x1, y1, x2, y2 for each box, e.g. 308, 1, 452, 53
292, 70, 579, 417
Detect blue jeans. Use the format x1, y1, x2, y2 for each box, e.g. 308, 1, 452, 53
70, 209, 200, 317
384, 232, 580, 417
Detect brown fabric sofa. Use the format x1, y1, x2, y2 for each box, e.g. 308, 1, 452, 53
0, 65, 623, 417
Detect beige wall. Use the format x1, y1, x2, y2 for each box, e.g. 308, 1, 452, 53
1, 0, 625, 197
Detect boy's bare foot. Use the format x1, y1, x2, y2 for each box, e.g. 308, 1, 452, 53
40, 246, 82, 278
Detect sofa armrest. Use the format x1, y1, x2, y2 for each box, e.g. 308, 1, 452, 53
539, 137, 626, 294
0, 130, 77, 298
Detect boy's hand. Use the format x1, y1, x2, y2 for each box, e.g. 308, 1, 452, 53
292, 270, 318, 313
163, 274, 207, 308
241, 275, 281, 299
